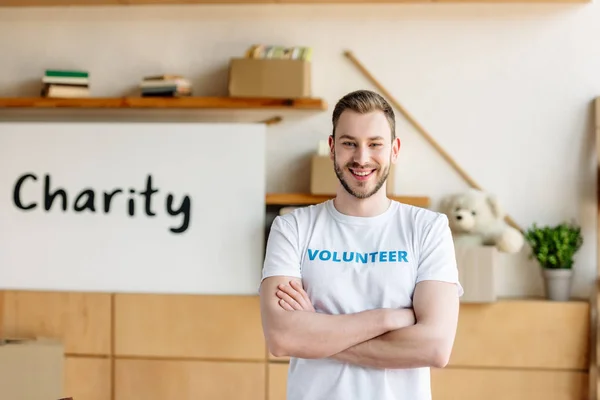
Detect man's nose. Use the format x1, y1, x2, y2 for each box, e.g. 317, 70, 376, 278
354, 147, 370, 165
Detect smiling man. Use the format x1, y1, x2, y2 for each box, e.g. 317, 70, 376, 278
259, 89, 463, 400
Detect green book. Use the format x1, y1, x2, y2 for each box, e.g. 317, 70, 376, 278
44, 69, 89, 78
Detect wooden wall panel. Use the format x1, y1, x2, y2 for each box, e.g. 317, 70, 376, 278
0, 291, 4, 338
451, 300, 589, 369
123, 0, 275, 3
267, 363, 588, 400
0, 0, 120, 5
114, 294, 266, 360
114, 359, 265, 400
268, 363, 289, 400
64, 357, 111, 400
0, 290, 591, 400
431, 368, 588, 400
1, 291, 111, 355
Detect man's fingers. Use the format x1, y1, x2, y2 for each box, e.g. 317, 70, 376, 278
279, 299, 295, 311
290, 281, 312, 306
277, 282, 315, 312
277, 290, 302, 310
279, 284, 306, 306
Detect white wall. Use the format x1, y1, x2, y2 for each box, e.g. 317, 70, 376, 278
0, 2, 598, 299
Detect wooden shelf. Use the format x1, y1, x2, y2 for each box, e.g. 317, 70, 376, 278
266, 193, 430, 208
0, 0, 589, 5
0, 97, 327, 111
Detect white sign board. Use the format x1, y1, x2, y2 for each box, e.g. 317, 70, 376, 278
0, 122, 266, 294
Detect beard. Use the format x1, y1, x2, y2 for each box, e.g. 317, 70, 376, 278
333, 153, 390, 199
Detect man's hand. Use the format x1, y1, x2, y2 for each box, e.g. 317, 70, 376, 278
276, 280, 416, 330
261, 276, 402, 359
329, 281, 460, 369
276, 280, 315, 312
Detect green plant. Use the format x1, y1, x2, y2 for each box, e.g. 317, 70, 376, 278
524, 222, 583, 269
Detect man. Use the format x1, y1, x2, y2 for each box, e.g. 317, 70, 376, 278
259, 89, 463, 400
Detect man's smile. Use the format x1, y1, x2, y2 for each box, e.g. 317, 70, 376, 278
349, 168, 376, 181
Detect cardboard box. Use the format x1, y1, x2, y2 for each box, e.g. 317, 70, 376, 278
455, 244, 498, 303
0, 337, 64, 400
310, 155, 396, 196
228, 58, 311, 98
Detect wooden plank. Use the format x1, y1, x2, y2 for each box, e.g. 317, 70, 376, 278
451, 300, 589, 370
431, 367, 588, 400
0, 98, 123, 108
64, 357, 111, 400
114, 294, 266, 360
266, 193, 430, 208
278, 0, 428, 2
597, 289, 600, 400
592, 96, 599, 400
0, 291, 4, 338
0, 97, 327, 110
267, 362, 587, 400
433, 0, 588, 3
431, 368, 588, 400
2, 291, 112, 355
590, 283, 599, 400
0, 0, 119, 4
268, 363, 289, 400
596, 98, 600, 276
124, 96, 326, 109
0, 0, 588, 4
115, 358, 265, 400
124, 0, 274, 3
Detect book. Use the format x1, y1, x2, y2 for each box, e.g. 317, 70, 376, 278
44, 69, 89, 78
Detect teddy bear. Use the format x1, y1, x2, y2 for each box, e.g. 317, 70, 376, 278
439, 188, 524, 254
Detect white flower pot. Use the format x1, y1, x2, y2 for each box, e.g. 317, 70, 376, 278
542, 269, 573, 301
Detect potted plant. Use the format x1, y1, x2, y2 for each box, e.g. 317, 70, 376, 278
524, 222, 583, 301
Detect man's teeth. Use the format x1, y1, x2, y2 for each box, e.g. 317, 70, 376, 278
353, 171, 371, 176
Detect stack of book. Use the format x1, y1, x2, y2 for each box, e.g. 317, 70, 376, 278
41, 69, 90, 98
139, 75, 192, 97
244, 45, 313, 61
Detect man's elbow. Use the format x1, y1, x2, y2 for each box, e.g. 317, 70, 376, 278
429, 339, 453, 368
265, 331, 327, 359
269, 344, 289, 358
265, 331, 307, 358
265, 332, 291, 358
430, 348, 450, 368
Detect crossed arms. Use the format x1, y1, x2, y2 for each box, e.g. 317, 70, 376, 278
259, 276, 460, 369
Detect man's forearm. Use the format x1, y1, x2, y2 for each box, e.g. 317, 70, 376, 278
266, 308, 400, 359
330, 323, 453, 369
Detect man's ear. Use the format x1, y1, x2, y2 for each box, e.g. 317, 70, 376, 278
328, 134, 335, 161
391, 137, 401, 164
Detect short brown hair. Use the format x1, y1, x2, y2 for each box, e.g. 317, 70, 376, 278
331, 89, 396, 140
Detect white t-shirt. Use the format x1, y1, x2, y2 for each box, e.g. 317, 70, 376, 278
261, 199, 463, 400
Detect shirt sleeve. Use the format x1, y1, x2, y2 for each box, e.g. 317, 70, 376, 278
416, 213, 464, 297
261, 215, 302, 284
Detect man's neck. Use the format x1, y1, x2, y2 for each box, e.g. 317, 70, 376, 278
333, 188, 391, 218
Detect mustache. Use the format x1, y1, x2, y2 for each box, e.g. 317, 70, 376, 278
345, 162, 379, 169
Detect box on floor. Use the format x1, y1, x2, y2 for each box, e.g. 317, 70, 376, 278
0, 337, 65, 400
